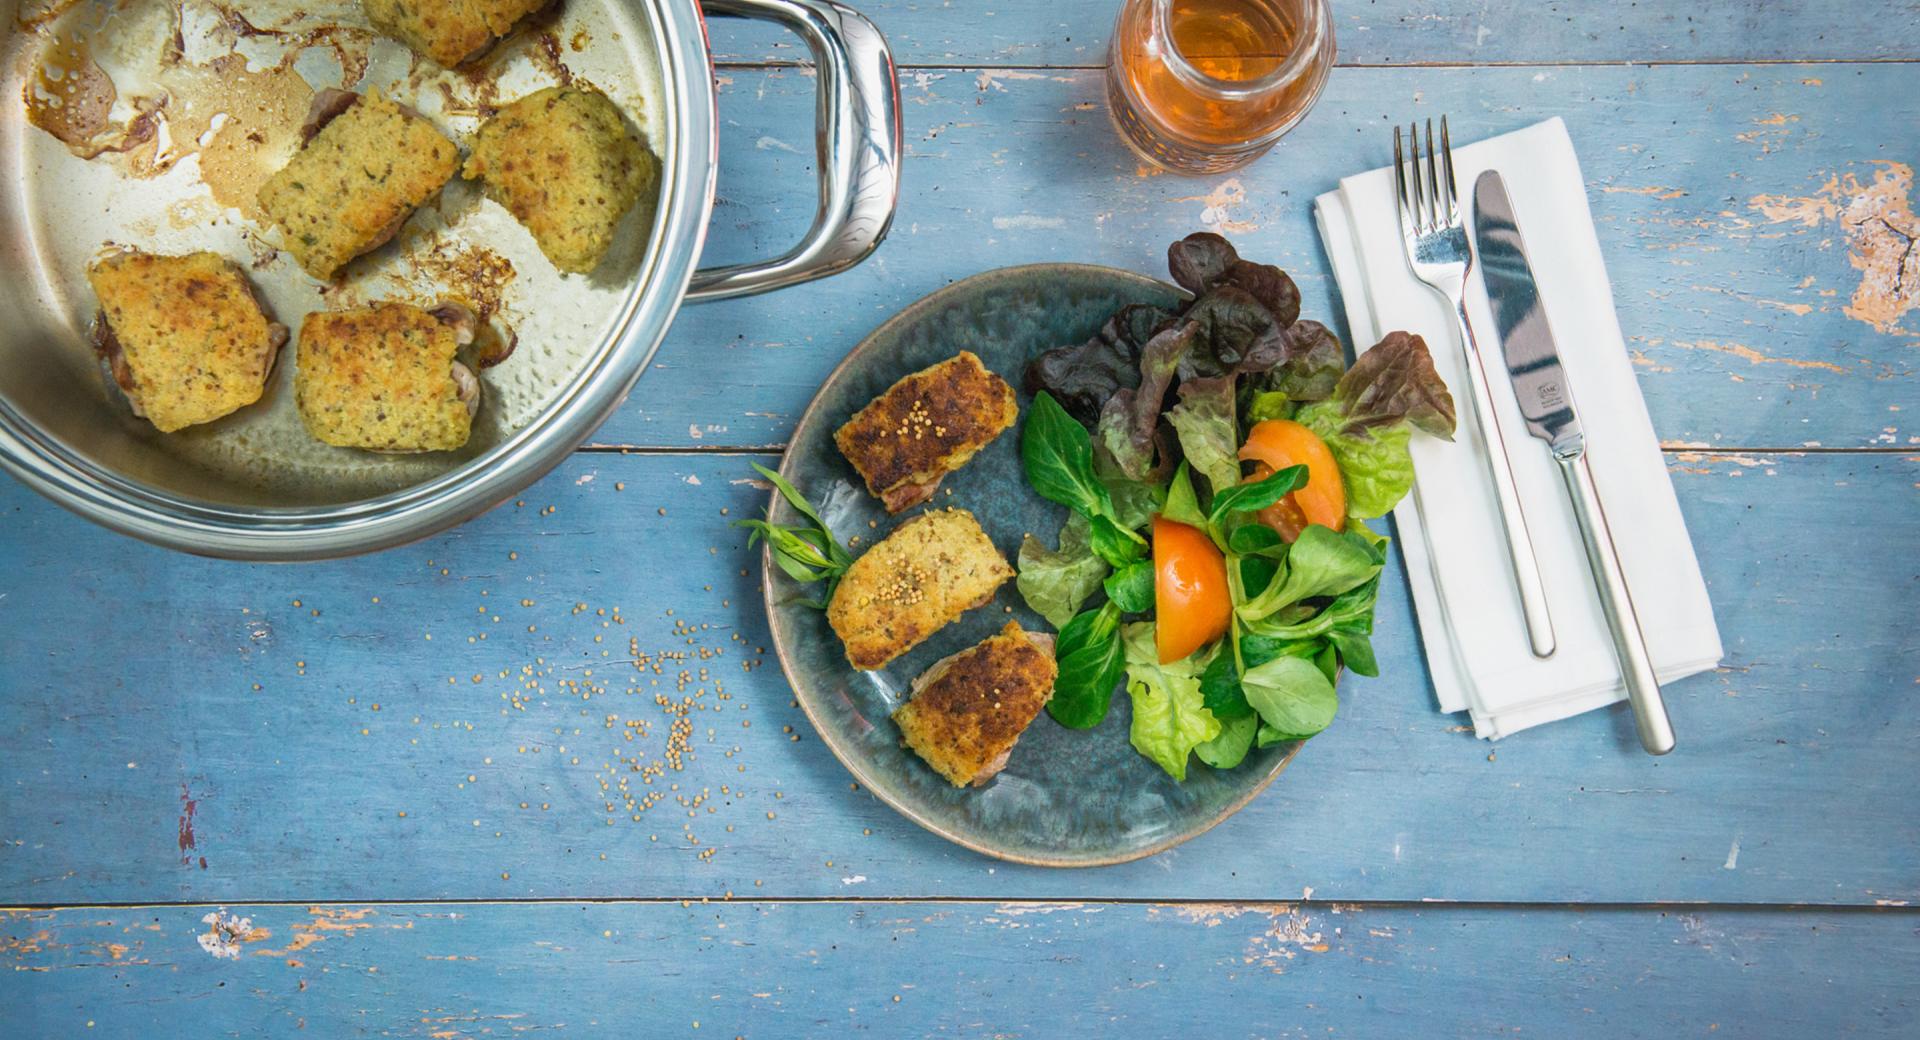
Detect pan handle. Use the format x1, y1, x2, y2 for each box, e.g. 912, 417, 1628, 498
687, 0, 902, 302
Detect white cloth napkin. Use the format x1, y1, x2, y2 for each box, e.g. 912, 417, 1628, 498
1313, 118, 1723, 739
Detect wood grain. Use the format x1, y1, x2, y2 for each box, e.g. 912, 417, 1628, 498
5, 4, 1918, 1025
2, 452, 1911, 906
2, 902, 1914, 1038
626, 63, 1917, 451
705, 0, 1920, 66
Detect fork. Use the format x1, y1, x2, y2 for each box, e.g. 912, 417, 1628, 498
1394, 117, 1557, 659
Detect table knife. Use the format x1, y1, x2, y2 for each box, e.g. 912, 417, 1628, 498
1471, 170, 1677, 755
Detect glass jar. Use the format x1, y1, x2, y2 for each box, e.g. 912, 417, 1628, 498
1106, 0, 1336, 174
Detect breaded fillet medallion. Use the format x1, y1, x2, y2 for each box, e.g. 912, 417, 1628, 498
295, 302, 482, 453
893, 622, 1058, 787
835, 352, 1019, 513
463, 85, 658, 274
86, 249, 287, 432
258, 89, 459, 281
826, 508, 1014, 671
362, 0, 549, 67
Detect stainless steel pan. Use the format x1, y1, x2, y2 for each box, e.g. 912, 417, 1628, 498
0, 0, 901, 559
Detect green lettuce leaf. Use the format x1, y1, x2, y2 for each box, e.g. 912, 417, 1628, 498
1298, 400, 1416, 520
1049, 602, 1127, 729
1246, 390, 1293, 424
1289, 330, 1456, 519
1241, 653, 1339, 740
1167, 377, 1242, 500
1236, 523, 1384, 623
1121, 624, 1221, 781
1195, 713, 1258, 770
1162, 462, 1207, 528
1103, 558, 1155, 613
1016, 513, 1108, 629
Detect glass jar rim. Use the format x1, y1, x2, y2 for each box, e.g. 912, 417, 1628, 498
1152, 0, 1331, 100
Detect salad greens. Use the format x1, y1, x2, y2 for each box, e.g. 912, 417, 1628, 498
1049, 602, 1127, 729
1291, 330, 1456, 519
1015, 513, 1107, 629
1121, 624, 1220, 782
1014, 233, 1457, 781
1103, 559, 1157, 614
1020, 390, 1147, 569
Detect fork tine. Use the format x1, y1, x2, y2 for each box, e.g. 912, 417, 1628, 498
1424, 118, 1442, 230
1393, 125, 1418, 237
1440, 115, 1459, 224
1407, 122, 1426, 232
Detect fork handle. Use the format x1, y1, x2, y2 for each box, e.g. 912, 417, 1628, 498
1451, 301, 1558, 658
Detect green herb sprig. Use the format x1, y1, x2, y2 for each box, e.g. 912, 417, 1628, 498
733, 463, 853, 609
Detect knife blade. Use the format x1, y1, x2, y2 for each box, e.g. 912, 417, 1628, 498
1471, 169, 1677, 756
1471, 172, 1583, 458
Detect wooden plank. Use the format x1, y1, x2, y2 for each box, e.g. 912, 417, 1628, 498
705, 1, 1920, 66
2, 902, 1914, 1037
1, 451, 1913, 906
623, 63, 1917, 451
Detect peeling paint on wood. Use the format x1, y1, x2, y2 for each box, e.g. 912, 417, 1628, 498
3, 903, 1915, 1037
1749, 162, 1920, 336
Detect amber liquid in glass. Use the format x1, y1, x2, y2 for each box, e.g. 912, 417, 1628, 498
1108, 0, 1333, 174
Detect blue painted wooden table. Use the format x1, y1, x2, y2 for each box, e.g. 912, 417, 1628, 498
4, 2, 1918, 1035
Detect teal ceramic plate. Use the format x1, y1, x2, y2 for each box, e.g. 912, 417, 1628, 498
762, 264, 1305, 867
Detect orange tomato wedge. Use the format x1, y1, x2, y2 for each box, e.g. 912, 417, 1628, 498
1239, 419, 1346, 541
1153, 516, 1232, 664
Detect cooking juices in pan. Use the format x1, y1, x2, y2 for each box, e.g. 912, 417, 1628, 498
8, 0, 668, 499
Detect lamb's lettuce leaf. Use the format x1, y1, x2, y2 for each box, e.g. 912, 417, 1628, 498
1103, 559, 1156, 614
1195, 713, 1259, 770
1023, 391, 1147, 564
1048, 602, 1127, 729
1236, 524, 1383, 623
1241, 653, 1339, 741
1200, 632, 1322, 721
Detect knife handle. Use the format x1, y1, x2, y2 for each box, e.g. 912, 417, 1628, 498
1452, 302, 1558, 659
1555, 449, 1676, 755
